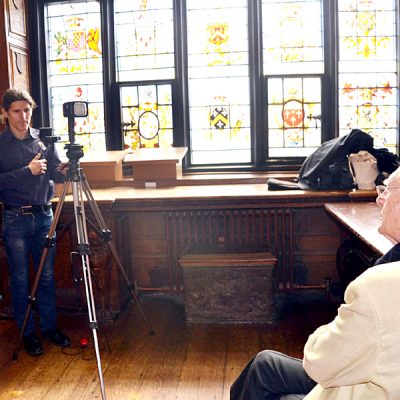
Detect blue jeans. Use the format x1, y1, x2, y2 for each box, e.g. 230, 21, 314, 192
231, 350, 316, 400
2, 208, 56, 336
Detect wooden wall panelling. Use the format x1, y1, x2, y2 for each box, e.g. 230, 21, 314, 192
0, 1, 7, 97
8, 44, 29, 91
7, 0, 26, 37
126, 204, 342, 295
54, 203, 127, 321
292, 207, 341, 285
129, 212, 169, 290
112, 210, 144, 314
53, 208, 79, 313
83, 203, 127, 320
0, 0, 30, 97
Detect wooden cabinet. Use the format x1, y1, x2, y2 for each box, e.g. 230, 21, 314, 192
0, 0, 30, 98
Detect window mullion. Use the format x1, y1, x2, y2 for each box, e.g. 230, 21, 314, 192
249, 0, 264, 168
172, 0, 189, 150
101, 0, 121, 150
322, 0, 338, 143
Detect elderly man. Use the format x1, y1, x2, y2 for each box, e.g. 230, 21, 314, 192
231, 166, 400, 400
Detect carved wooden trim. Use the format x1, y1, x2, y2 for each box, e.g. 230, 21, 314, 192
14, 52, 22, 74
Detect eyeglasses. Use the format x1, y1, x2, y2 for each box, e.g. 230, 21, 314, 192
376, 184, 400, 196
376, 184, 400, 207
376, 185, 386, 196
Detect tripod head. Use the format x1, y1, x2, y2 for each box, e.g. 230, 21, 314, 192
65, 143, 85, 162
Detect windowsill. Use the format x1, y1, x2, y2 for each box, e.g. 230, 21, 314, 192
136, 171, 299, 186
77, 148, 300, 187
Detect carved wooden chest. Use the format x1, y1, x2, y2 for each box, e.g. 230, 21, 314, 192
179, 244, 276, 324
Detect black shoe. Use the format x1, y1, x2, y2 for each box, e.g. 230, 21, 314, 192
23, 333, 43, 356
42, 328, 71, 347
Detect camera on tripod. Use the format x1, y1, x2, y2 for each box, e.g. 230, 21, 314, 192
39, 101, 89, 147
63, 101, 88, 145
60, 101, 89, 162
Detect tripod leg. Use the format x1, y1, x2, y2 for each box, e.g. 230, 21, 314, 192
81, 178, 155, 335
13, 178, 71, 360
71, 178, 107, 400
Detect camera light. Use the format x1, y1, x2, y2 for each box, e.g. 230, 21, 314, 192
63, 101, 88, 118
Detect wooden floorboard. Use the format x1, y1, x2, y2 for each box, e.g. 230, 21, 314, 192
0, 292, 337, 400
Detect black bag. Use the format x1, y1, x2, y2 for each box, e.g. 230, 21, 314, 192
267, 129, 398, 191
369, 147, 399, 175
297, 129, 374, 190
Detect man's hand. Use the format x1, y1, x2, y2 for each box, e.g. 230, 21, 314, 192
29, 153, 47, 175
57, 162, 68, 176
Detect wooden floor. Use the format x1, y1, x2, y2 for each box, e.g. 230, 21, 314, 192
0, 292, 337, 400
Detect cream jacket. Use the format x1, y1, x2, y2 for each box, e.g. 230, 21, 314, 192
303, 261, 400, 400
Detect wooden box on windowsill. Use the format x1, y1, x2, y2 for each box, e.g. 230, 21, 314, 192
124, 147, 188, 188
79, 150, 128, 186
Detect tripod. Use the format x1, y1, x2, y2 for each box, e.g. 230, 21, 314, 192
12, 143, 155, 400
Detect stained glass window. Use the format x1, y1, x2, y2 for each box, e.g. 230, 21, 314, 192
114, 0, 175, 81
45, 1, 105, 154
262, 0, 324, 158
186, 0, 251, 165
338, 0, 398, 150
35, 1, 399, 169
262, 0, 324, 75
120, 84, 173, 149
268, 77, 322, 157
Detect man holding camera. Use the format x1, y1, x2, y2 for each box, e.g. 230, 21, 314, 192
0, 88, 70, 356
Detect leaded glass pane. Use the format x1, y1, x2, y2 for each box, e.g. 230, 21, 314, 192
186, 0, 251, 165
338, 0, 398, 151
45, 1, 105, 154
267, 77, 322, 157
121, 84, 173, 149
262, 0, 324, 75
114, 0, 175, 81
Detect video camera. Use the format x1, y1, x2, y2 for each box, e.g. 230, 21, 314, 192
63, 101, 89, 162
39, 101, 89, 147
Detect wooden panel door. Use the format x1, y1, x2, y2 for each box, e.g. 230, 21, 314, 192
0, 0, 30, 98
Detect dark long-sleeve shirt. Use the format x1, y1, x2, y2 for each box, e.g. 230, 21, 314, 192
0, 127, 65, 206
